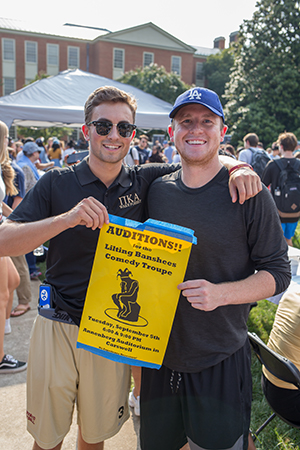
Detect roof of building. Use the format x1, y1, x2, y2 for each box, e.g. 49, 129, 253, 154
193, 46, 221, 56
0, 17, 219, 53
0, 17, 108, 41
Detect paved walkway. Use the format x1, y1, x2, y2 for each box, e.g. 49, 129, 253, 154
0, 279, 140, 449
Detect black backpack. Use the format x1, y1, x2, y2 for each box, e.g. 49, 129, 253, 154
249, 148, 271, 178
273, 158, 300, 218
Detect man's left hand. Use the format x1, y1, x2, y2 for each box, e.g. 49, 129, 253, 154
178, 279, 224, 311
229, 168, 262, 205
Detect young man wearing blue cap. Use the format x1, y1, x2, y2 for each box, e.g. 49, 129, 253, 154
141, 87, 291, 450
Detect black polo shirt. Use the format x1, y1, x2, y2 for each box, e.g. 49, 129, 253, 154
9, 158, 179, 324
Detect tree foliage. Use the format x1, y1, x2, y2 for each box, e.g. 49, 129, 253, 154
16, 126, 72, 142
118, 63, 190, 105
224, 0, 300, 147
203, 48, 234, 105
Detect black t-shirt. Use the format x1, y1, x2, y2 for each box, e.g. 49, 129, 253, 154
147, 167, 291, 372
9, 158, 180, 324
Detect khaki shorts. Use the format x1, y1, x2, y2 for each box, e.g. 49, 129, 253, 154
27, 315, 131, 449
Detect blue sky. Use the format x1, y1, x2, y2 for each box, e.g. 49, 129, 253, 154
2, 0, 258, 48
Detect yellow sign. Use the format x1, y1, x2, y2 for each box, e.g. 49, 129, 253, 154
77, 215, 196, 369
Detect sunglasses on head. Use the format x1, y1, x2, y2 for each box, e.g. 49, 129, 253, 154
87, 120, 136, 138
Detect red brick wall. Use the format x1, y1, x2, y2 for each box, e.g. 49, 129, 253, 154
89, 40, 196, 84
0, 32, 88, 90
0, 30, 208, 92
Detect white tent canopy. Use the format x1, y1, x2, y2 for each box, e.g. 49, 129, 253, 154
0, 69, 172, 130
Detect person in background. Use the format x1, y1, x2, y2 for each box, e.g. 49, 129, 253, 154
4, 152, 32, 317
48, 139, 62, 167
149, 144, 167, 163
269, 142, 280, 160
262, 132, 300, 246
62, 140, 76, 165
124, 142, 139, 166
0, 120, 27, 373
135, 135, 150, 164
76, 131, 89, 150
15, 141, 23, 159
262, 284, 300, 424
17, 141, 42, 280
172, 148, 181, 163
35, 138, 54, 172
163, 140, 175, 164
224, 144, 236, 159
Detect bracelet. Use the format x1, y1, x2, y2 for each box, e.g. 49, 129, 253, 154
228, 163, 254, 177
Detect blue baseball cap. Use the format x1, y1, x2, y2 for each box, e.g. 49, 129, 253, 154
169, 87, 225, 122
23, 141, 41, 155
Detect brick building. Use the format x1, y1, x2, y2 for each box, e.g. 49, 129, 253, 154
0, 19, 228, 97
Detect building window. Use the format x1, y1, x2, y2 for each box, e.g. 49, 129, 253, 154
25, 41, 37, 63
3, 77, 16, 95
68, 46, 79, 69
113, 48, 124, 70
171, 56, 181, 76
195, 62, 204, 86
47, 44, 59, 66
143, 52, 154, 67
113, 48, 124, 79
2, 38, 15, 61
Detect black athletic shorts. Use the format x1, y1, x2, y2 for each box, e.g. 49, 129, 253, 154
262, 374, 300, 425
140, 340, 252, 450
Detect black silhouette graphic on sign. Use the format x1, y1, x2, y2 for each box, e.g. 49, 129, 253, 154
112, 268, 140, 322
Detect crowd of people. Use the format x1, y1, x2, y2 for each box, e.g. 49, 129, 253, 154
0, 84, 298, 450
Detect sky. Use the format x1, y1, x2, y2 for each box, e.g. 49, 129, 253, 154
1, 0, 258, 48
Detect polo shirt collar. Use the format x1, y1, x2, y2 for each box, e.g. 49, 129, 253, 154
75, 158, 132, 188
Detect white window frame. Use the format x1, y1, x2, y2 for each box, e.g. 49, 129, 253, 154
171, 56, 181, 76
25, 41, 38, 64
2, 38, 15, 61
113, 48, 125, 79
68, 46, 80, 69
3, 77, 16, 95
143, 52, 154, 67
47, 43, 59, 66
113, 48, 124, 70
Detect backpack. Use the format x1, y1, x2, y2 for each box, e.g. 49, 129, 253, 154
128, 147, 142, 165
273, 158, 300, 218
249, 148, 271, 178
134, 147, 144, 165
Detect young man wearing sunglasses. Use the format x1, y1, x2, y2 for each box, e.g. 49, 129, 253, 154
0, 86, 261, 450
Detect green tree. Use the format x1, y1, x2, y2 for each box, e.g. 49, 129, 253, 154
16, 126, 72, 142
118, 63, 190, 105
203, 48, 234, 104
23, 71, 49, 87
224, 0, 300, 147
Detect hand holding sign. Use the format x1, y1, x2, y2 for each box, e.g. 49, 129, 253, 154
77, 215, 196, 369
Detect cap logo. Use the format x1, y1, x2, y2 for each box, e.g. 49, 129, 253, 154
189, 89, 202, 100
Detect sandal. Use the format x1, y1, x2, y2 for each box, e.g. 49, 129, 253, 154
10, 304, 31, 317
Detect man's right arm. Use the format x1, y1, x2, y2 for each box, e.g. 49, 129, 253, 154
0, 197, 109, 257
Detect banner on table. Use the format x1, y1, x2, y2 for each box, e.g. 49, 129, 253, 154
77, 214, 196, 369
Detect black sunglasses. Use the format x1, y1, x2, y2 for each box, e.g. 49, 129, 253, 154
87, 120, 136, 138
